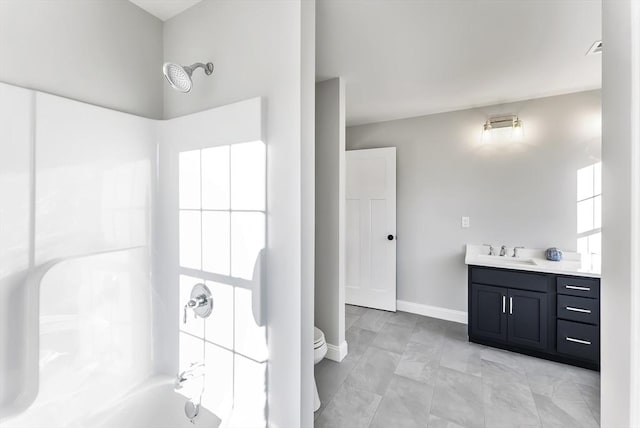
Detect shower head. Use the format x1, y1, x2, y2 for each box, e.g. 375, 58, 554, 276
163, 61, 214, 93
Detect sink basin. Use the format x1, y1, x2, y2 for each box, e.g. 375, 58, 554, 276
476, 255, 536, 266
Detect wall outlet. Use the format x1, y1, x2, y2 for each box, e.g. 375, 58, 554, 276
461, 216, 470, 228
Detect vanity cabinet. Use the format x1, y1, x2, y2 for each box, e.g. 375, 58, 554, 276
506, 288, 548, 350
555, 276, 600, 364
468, 266, 600, 370
469, 272, 548, 351
470, 284, 507, 342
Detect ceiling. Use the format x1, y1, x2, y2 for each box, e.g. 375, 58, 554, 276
128, 0, 202, 21
317, 0, 602, 126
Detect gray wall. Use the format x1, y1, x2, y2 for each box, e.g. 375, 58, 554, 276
163, 1, 315, 426
601, 1, 637, 425
315, 78, 345, 349
347, 90, 601, 313
0, 0, 163, 119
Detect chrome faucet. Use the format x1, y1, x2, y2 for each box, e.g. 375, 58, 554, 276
183, 283, 213, 324
484, 244, 496, 256
183, 295, 207, 323
500, 245, 508, 257
176, 362, 206, 424
175, 362, 205, 390
512, 246, 524, 258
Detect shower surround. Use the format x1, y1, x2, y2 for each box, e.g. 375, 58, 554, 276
0, 81, 267, 427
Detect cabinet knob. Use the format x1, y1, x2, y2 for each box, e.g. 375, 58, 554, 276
387, 235, 394, 241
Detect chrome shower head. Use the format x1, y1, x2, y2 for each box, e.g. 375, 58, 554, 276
163, 62, 214, 93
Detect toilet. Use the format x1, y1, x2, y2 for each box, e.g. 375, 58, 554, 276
313, 326, 328, 412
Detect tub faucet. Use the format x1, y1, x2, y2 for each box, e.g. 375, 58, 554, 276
175, 362, 205, 390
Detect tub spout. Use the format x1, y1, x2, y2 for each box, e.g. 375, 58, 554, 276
175, 362, 205, 390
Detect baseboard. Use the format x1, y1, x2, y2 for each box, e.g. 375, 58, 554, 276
325, 340, 348, 362
397, 300, 468, 324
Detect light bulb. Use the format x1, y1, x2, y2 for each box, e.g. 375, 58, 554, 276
512, 120, 524, 141
481, 122, 492, 144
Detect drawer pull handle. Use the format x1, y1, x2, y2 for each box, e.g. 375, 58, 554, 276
566, 285, 591, 291
566, 336, 592, 345
566, 306, 592, 314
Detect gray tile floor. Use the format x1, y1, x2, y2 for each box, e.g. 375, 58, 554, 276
314, 305, 600, 428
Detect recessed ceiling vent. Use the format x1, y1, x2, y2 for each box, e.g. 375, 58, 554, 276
586, 40, 602, 55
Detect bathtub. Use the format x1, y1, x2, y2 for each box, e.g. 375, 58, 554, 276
84, 376, 222, 428
2, 376, 222, 428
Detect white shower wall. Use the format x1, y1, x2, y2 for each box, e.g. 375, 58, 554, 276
156, 98, 268, 427
0, 82, 156, 420
0, 83, 33, 416
0, 82, 269, 428
35, 92, 156, 262
3, 248, 153, 428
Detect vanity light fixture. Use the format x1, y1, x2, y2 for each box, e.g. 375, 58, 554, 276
481, 115, 524, 143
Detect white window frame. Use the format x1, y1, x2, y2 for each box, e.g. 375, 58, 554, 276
577, 162, 602, 270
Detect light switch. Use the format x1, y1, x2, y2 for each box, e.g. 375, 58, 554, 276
461, 216, 470, 228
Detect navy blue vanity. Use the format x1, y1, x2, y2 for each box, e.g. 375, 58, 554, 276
467, 265, 600, 371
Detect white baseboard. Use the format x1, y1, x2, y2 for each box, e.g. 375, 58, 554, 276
397, 300, 468, 324
325, 340, 348, 362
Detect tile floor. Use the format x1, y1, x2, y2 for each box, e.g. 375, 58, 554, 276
314, 305, 600, 428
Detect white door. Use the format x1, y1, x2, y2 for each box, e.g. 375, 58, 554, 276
345, 147, 396, 311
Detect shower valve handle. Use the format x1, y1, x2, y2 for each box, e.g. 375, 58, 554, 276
182, 283, 214, 324
182, 304, 198, 324
183, 298, 203, 324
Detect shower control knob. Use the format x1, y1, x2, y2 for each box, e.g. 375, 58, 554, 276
182, 283, 214, 324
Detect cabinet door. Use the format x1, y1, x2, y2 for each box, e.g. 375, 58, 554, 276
470, 283, 507, 343
507, 289, 548, 350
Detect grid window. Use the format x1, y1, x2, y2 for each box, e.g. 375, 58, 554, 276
577, 162, 602, 271
177, 141, 267, 418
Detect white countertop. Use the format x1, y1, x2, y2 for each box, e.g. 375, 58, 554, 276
465, 244, 601, 278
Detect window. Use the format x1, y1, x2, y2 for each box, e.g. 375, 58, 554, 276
178, 142, 266, 279
577, 162, 601, 271
177, 140, 267, 423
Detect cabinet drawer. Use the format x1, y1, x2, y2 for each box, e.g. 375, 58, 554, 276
557, 295, 599, 325
557, 320, 599, 362
556, 276, 599, 299
471, 267, 548, 293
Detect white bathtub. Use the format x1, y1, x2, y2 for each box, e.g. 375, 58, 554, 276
2, 376, 222, 428
84, 376, 221, 428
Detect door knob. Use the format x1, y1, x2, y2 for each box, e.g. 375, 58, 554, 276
387, 235, 394, 241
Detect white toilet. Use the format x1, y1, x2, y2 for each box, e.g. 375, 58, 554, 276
313, 326, 328, 412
